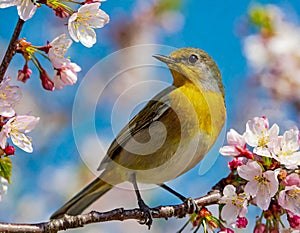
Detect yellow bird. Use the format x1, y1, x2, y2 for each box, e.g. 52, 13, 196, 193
50, 48, 226, 227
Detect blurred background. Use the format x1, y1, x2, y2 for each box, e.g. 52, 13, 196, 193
1, 0, 300, 232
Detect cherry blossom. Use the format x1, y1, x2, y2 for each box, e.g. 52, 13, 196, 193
219, 129, 246, 156
0, 0, 37, 21
0, 77, 22, 117
278, 174, 300, 215
244, 116, 279, 157
282, 173, 300, 187
237, 161, 279, 210
271, 128, 300, 169
278, 185, 300, 214
53, 62, 81, 90
68, 3, 109, 47
220, 185, 248, 222
48, 34, 73, 69
219, 128, 253, 159
0, 115, 40, 153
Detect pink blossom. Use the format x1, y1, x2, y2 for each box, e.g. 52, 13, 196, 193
278, 185, 300, 215
271, 128, 300, 169
53, 62, 81, 90
220, 185, 248, 222
0, 115, 40, 153
48, 34, 73, 69
68, 3, 109, 47
282, 173, 300, 187
237, 161, 279, 210
244, 116, 279, 157
220, 129, 253, 158
0, 77, 22, 117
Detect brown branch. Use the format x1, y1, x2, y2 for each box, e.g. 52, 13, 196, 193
0, 173, 230, 232
0, 191, 222, 233
0, 18, 25, 82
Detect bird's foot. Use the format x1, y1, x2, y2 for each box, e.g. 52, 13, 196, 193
184, 197, 199, 214
138, 199, 153, 229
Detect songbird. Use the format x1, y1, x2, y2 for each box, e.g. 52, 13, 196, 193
50, 47, 226, 228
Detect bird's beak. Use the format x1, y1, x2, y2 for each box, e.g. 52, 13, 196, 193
153, 54, 175, 64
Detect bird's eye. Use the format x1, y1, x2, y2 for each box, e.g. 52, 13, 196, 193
188, 54, 198, 64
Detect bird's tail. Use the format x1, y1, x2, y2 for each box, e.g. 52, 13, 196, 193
50, 177, 113, 219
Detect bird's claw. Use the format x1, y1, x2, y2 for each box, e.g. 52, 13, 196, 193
184, 197, 199, 214
138, 200, 153, 229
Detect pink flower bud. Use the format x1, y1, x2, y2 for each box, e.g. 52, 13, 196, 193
254, 223, 266, 233
40, 69, 54, 91
17, 63, 32, 83
54, 6, 69, 18
288, 212, 300, 230
4, 145, 15, 155
236, 217, 248, 228
228, 158, 243, 170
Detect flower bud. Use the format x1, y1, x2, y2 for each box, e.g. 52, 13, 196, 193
40, 69, 54, 91
4, 145, 15, 155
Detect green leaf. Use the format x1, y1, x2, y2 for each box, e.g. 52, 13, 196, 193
0, 157, 12, 183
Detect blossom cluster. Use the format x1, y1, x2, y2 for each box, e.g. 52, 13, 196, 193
244, 5, 300, 102
0, 77, 39, 154
0, 0, 109, 91
0, 0, 109, 48
218, 116, 300, 232
0, 77, 39, 201
18, 34, 81, 91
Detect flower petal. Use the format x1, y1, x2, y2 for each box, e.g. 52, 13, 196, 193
0, 0, 18, 8
68, 14, 79, 42
10, 132, 33, 153
17, 0, 36, 21
76, 24, 96, 48
12, 116, 40, 133
237, 161, 262, 181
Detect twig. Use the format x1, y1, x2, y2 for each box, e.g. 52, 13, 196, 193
0, 18, 25, 82
0, 191, 222, 233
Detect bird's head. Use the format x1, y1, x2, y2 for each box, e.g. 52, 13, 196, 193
153, 48, 224, 97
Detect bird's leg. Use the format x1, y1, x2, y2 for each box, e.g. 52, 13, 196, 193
131, 173, 153, 229
159, 183, 199, 214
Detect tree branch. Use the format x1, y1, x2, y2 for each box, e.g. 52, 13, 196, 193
0, 18, 24, 82
0, 191, 222, 233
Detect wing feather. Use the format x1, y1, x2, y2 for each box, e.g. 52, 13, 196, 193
97, 86, 175, 171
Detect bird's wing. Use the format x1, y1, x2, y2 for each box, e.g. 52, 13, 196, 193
97, 86, 175, 171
